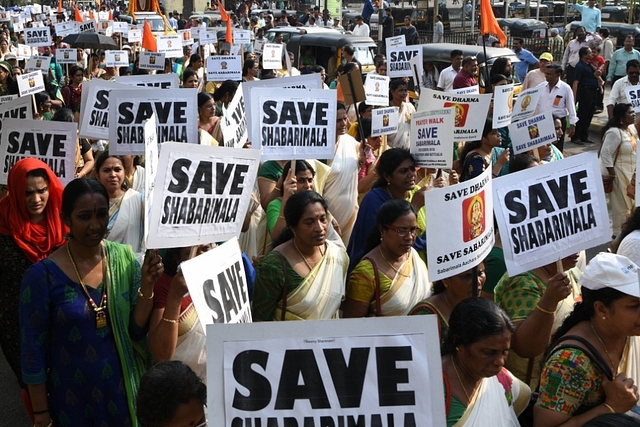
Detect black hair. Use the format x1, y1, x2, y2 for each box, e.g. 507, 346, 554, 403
357, 101, 373, 116
337, 101, 347, 112
617, 207, 640, 251
627, 59, 640, 70
94, 150, 129, 191
25, 168, 49, 181
188, 53, 202, 65
343, 61, 358, 74
136, 361, 206, 427
598, 28, 610, 38
490, 57, 511, 79
373, 148, 416, 188
182, 69, 197, 84
451, 49, 463, 58
51, 107, 75, 123
61, 178, 109, 218
488, 73, 508, 93
356, 117, 373, 141
197, 91, 213, 109
459, 119, 495, 168
510, 153, 539, 173
389, 78, 407, 92
546, 63, 563, 75
579, 46, 591, 59
363, 199, 417, 254
242, 58, 257, 76
272, 191, 328, 247
582, 414, 640, 427
279, 160, 315, 196
343, 44, 355, 56
69, 64, 84, 79
213, 80, 238, 102
33, 91, 50, 109
512, 37, 524, 44
163, 247, 184, 277
443, 297, 514, 355
119, 66, 131, 76
602, 103, 632, 136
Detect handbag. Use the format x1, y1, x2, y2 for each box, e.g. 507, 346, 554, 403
598, 129, 622, 194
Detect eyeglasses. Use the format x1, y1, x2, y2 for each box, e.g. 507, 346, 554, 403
386, 225, 421, 237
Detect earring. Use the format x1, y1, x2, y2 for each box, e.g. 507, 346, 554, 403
455, 346, 460, 351
602, 316, 606, 320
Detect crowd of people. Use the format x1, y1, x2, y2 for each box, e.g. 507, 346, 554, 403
1, 1, 640, 427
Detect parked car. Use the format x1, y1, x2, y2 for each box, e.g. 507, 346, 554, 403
265, 26, 339, 44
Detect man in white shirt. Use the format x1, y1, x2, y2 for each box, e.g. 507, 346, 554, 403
433, 14, 444, 43
332, 16, 344, 30
535, 64, 578, 152
598, 28, 614, 75
352, 15, 370, 37
561, 26, 601, 87
607, 59, 640, 118
437, 49, 463, 92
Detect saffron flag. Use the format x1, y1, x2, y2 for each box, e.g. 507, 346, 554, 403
74, 6, 84, 22
57, 0, 62, 14
109, 10, 113, 20
480, 0, 506, 47
88, 10, 94, 20
142, 19, 158, 52
218, 0, 233, 44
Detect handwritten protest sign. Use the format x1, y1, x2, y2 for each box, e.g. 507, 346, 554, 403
418, 88, 492, 142
508, 112, 556, 154
55, 48, 77, 64
17, 71, 45, 96
0, 119, 76, 185
493, 152, 610, 276
364, 74, 389, 106
139, 51, 165, 70
625, 85, 640, 113
207, 316, 445, 427
425, 167, 494, 281
387, 45, 422, 78
221, 84, 248, 148
105, 50, 129, 68
249, 88, 336, 161
512, 86, 541, 122
411, 108, 455, 168
0, 96, 32, 133
24, 26, 51, 47
386, 34, 406, 48
115, 74, 180, 89
147, 144, 261, 248
206, 55, 242, 81
25, 56, 51, 72
262, 43, 284, 70
108, 88, 198, 153
371, 107, 398, 137
492, 84, 514, 128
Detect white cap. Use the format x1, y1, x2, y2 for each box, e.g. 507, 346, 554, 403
580, 252, 640, 298
122, 45, 132, 50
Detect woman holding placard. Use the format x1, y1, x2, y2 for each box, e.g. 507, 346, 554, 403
460, 119, 510, 181
62, 65, 84, 113
600, 103, 637, 238
386, 79, 415, 150
197, 92, 221, 144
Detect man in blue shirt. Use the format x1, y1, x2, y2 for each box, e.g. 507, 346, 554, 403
572, 46, 600, 144
572, 0, 601, 33
513, 37, 539, 82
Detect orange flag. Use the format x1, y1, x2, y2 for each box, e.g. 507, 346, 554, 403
88, 10, 94, 20
217, 0, 233, 44
74, 5, 84, 22
57, 0, 62, 14
480, 0, 506, 47
142, 19, 158, 52
109, 10, 113, 20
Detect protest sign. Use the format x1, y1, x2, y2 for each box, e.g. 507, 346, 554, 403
147, 143, 261, 248
625, 85, 640, 113
108, 88, 198, 153
199, 28, 218, 43
386, 34, 406, 48
418, 88, 492, 142
364, 74, 389, 106
54, 22, 78, 37
24, 26, 51, 47
98, 20, 113, 34
19, 9, 32, 22
337, 68, 365, 105
181, 238, 252, 327
12, 22, 23, 32
157, 35, 183, 58
0, 96, 32, 133
0, 11, 9, 21
115, 73, 180, 89
17, 71, 45, 96
636, 153, 640, 205
508, 112, 556, 154
0, 118, 76, 185
207, 316, 445, 427
387, 45, 422, 78
15, 44, 35, 60
411, 108, 455, 169
233, 29, 252, 45
139, 51, 165, 70
253, 38, 265, 53
105, 50, 129, 68
0, 94, 19, 103
79, 80, 140, 140
262, 43, 284, 70
249, 88, 337, 161
493, 152, 611, 276
221, 84, 248, 148
127, 28, 142, 42
371, 106, 398, 137
143, 114, 158, 245
25, 56, 51, 72
206, 55, 242, 81
55, 48, 77, 64
79, 20, 96, 33
451, 85, 479, 95
409, 53, 423, 90
98, 11, 109, 20
425, 167, 494, 281
492, 83, 515, 128
178, 29, 194, 46
512, 86, 541, 122
112, 21, 129, 33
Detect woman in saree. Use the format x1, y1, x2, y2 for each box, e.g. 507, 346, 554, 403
252, 191, 349, 321
62, 65, 84, 113
443, 298, 530, 426
95, 151, 144, 257
386, 78, 415, 150
342, 200, 431, 317
20, 178, 164, 427
197, 92, 222, 143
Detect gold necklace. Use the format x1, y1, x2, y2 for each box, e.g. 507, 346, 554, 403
442, 293, 453, 311
590, 322, 625, 375
293, 239, 323, 271
451, 355, 475, 404
378, 246, 407, 275
67, 242, 108, 329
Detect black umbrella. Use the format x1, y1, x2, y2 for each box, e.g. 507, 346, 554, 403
62, 33, 119, 50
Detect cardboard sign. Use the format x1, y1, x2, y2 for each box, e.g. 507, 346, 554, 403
512, 86, 541, 122
24, 26, 51, 47
509, 112, 557, 154
207, 316, 445, 427
425, 167, 494, 281
55, 48, 78, 64
199, 29, 218, 43
418, 88, 492, 142
493, 152, 611, 276
233, 29, 252, 45
55, 21, 77, 37
371, 107, 399, 137
181, 238, 252, 327
338, 68, 366, 105
79, 20, 96, 33
25, 56, 51, 72
144, 114, 158, 245
364, 74, 389, 106
127, 28, 142, 43
0, 96, 33, 133
108, 88, 198, 153
17, 71, 45, 97
221, 84, 248, 148
451, 85, 479, 95
262, 43, 283, 70
410, 108, 455, 169
147, 143, 261, 248
387, 45, 422, 78
385, 34, 406, 48
178, 29, 194, 46
79, 80, 139, 140
105, 50, 129, 68
115, 74, 180, 89
625, 85, 640, 113
206, 55, 242, 81
0, 118, 76, 185
492, 83, 515, 128
139, 51, 165, 70
157, 35, 183, 58
249, 88, 337, 161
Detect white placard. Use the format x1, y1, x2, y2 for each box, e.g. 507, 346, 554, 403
19, 10, 32, 22
425, 167, 494, 281
417, 88, 492, 142
98, 11, 109, 21
492, 83, 515, 128
24, 26, 51, 47
55, 21, 78, 37
25, 56, 51, 72
411, 108, 455, 169
127, 28, 142, 43
207, 317, 445, 427
253, 38, 265, 53
385, 34, 406, 48
79, 20, 96, 33
512, 86, 541, 122
104, 50, 129, 67
0, 11, 10, 21
98, 19, 113, 32
493, 152, 611, 276
451, 85, 480, 95
79, 80, 139, 140
364, 74, 389, 106
262, 43, 284, 70
17, 71, 45, 96
139, 51, 165, 70
144, 113, 158, 245
114, 74, 180, 89
371, 106, 398, 137
108, 88, 198, 153
250, 88, 337, 161
0, 119, 76, 185
182, 238, 252, 327
508, 112, 557, 155
233, 29, 251, 45
156, 35, 183, 58
221, 84, 248, 148
55, 48, 78, 64
112, 21, 129, 33
0, 96, 33, 134
636, 151, 640, 205
12, 22, 24, 32
387, 45, 422, 78
199, 29, 218, 43
206, 55, 242, 81
0, 94, 19, 103
16, 44, 35, 59
147, 143, 261, 248
625, 85, 640, 113
177, 29, 194, 46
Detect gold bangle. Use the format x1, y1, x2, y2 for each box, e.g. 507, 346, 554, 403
138, 288, 154, 300
162, 317, 178, 324
535, 304, 555, 315
602, 402, 616, 413
278, 214, 285, 219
